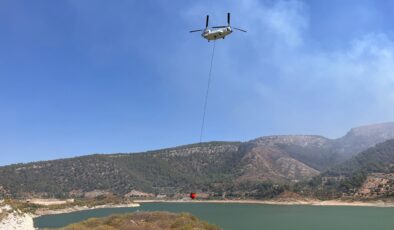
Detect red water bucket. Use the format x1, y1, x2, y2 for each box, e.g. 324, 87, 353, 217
190, 192, 197, 199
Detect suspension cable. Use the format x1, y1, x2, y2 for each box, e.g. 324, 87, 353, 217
199, 41, 216, 143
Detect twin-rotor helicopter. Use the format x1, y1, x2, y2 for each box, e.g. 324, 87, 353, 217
188, 13, 246, 200
190, 13, 246, 41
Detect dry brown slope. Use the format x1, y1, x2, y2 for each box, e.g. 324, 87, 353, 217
236, 144, 320, 184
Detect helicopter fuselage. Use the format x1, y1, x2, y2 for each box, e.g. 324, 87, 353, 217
202, 27, 232, 41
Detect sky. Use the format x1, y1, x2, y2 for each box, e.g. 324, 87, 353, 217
1, 0, 394, 165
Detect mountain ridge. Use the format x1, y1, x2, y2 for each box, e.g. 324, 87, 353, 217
1, 121, 394, 199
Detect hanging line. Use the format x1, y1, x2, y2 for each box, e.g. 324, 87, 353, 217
199, 40, 216, 143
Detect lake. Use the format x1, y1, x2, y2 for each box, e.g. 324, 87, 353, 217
34, 202, 394, 229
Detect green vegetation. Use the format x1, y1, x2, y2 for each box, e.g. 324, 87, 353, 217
0, 142, 244, 199
57, 212, 221, 230
221, 181, 285, 199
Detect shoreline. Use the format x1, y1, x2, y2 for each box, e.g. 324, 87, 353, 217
29, 198, 394, 218
35, 203, 140, 216
23, 198, 394, 228
133, 199, 394, 208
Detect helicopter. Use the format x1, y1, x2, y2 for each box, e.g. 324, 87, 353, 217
190, 13, 246, 41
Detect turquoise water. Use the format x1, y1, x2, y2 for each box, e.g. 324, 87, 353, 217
34, 203, 394, 229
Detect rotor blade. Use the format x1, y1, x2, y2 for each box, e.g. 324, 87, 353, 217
206, 15, 209, 28
212, 26, 226, 28
227, 12, 230, 25
190, 29, 203, 33
233, 27, 247, 32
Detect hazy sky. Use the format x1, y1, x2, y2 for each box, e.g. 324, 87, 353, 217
1, 0, 394, 165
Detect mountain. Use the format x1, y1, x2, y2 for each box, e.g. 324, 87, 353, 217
329, 139, 394, 176
1, 122, 394, 199
272, 122, 394, 171
333, 122, 394, 159
307, 139, 394, 199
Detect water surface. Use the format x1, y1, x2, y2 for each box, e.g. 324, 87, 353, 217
34, 203, 394, 229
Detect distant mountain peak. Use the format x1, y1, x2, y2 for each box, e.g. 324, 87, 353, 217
345, 121, 394, 138
332, 121, 394, 159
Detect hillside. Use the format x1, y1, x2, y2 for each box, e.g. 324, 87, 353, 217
307, 139, 394, 199
329, 139, 394, 175
333, 122, 394, 159
271, 122, 394, 171
59, 212, 221, 230
1, 122, 394, 199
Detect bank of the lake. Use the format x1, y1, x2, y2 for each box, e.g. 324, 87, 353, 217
34, 202, 394, 230
35, 203, 140, 216
134, 199, 394, 207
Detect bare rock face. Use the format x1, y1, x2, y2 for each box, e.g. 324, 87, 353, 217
251, 135, 328, 148
160, 143, 239, 157
347, 122, 394, 138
